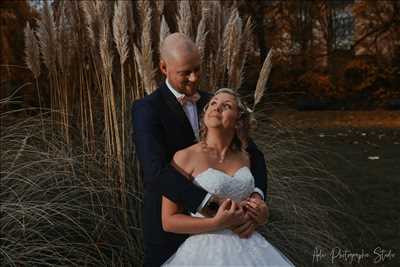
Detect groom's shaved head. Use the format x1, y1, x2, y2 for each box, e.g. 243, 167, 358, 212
160, 33, 199, 64
159, 33, 201, 96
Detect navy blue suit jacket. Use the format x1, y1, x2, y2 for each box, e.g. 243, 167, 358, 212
131, 82, 267, 266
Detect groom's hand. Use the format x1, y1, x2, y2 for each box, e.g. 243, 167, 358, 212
230, 196, 269, 238
244, 196, 269, 226
230, 212, 256, 239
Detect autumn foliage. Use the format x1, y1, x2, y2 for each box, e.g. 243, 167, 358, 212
0, 0, 39, 104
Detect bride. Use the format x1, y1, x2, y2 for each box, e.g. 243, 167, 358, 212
161, 88, 295, 266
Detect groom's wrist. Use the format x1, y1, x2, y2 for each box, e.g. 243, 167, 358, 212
251, 188, 264, 200
199, 195, 220, 217
250, 192, 263, 200
197, 193, 213, 212
206, 199, 219, 211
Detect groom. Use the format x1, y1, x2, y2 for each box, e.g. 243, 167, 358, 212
132, 33, 268, 267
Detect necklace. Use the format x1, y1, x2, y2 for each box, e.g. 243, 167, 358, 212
200, 141, 229, 163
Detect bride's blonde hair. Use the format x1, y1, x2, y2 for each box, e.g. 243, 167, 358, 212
199, 88, 254, 151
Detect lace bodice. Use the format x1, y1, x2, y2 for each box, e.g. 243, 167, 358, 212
194, 166, 255, 203
163, 166, 296, 267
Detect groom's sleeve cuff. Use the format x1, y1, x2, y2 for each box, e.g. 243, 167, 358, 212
253, 187, 264, 200
197, 189, 263, 212
197, 193, 212, 212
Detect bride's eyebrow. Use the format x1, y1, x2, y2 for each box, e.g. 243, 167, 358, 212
210, 98, 234, 105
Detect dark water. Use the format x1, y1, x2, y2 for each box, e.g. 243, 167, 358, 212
302, 128, 399, 267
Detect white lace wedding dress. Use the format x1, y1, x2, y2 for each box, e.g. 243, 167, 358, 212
162, 167, 295, 266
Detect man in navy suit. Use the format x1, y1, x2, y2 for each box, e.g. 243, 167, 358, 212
132, 33, 268, 267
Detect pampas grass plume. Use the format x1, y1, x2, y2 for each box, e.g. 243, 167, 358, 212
113, 0, 129, 65
36, 0, 57, 71
178, 0, 192, 38
24, 22, 41, 79
253, 48, 273, 109
160, 15, 170, 48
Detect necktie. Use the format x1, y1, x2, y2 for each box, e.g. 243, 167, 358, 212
177, 93, 201, 106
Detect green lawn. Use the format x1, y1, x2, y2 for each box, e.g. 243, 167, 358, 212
304, 128, 399, 267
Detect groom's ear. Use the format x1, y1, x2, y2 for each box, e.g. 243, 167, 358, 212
160, 60, 167, 76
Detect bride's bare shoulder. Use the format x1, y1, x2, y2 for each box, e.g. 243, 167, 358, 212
172, 144, 203, 178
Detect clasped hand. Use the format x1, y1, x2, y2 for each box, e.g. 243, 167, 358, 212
213, 197, 269, 238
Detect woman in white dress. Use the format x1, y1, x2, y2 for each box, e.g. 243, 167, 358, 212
161, 88, 295, 266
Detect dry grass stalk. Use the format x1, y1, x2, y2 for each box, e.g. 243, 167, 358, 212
206, 1, 226, 90
1, 113, 142, 266
36, 0, 66, 143
237, 17, 254, 88
80, 1, 97, 48
64, 0, 85, 145
125, 0, 141, 99
56, 3, 65, 71
68, 0, 96, 154
99, 16, 112, 156
160, 15, 170, 48
99, 20, 114, 166
137, 0, 156, 94
208, 1, 222, 49
113, 0, 130, 217
253, 48, 274, 109
221, 8, 240, 89
126, 0, 136, 36
133, 44, 145, 86
189, 0, 202, 22
99, 8, 126, 215
80, 0, 105, 122
82, 0, 106, 120
113, 0, 129, 65
155, 0, 165, 15
99, 23, 113, 74
55, 1, 73, 146
177, 0, 192, 38
24, 22, 41, 79
82, 0, 109, 52
36, 0, 57, 71
24, 22, 45, 139
195, 9, 208, 62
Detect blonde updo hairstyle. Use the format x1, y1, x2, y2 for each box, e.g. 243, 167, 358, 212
199, 88, 255, 151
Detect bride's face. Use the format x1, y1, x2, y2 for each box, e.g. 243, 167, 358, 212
204, 92, 239, 130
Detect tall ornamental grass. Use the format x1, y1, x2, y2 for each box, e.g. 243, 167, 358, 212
5, 0, 355, 266
0, 109, 143, 266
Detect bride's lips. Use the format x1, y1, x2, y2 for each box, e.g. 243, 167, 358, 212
208, 114, 221, 120
208, 112, 221, 118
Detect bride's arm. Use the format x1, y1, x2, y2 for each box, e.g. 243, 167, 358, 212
162, 148, 240, 234
162, 196, 235, 234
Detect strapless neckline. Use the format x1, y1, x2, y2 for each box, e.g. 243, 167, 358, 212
191, 165, 255, 213
194, 166, 250, 179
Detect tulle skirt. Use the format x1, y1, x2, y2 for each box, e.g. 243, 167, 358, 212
162, 229, 295, 266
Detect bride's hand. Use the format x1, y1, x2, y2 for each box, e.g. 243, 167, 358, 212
212, 199, 245, 229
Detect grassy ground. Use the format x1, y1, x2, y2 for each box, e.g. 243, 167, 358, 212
270, 110, 400, 267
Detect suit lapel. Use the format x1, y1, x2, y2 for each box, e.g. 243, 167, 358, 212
160, 83, 195, 140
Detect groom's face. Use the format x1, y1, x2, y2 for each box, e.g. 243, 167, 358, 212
160, 50, 201, 96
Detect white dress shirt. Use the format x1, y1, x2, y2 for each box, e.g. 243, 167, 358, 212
166, 80, 199, 140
